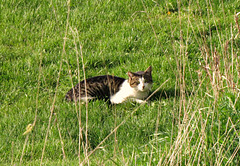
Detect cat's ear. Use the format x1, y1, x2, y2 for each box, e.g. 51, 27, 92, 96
127, 72, 134, 78
145, 66, 152, 74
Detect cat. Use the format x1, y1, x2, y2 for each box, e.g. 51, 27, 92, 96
65, 66, 153, 104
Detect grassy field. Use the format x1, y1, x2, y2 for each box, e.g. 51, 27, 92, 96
1, 0, 240, 165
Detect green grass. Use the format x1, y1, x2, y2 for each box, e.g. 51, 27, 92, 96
1, 0, 240, 165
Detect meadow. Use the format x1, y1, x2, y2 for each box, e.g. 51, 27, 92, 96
1, 0, 240, 165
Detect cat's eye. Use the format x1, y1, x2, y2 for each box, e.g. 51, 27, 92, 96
130, 79, 139, 87
134, 81, 140, 85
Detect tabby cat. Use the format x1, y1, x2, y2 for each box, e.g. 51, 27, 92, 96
65, 66, 153, 104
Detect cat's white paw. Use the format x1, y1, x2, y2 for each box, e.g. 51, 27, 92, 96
110, 96, 126, 104
134, 99, 147, 104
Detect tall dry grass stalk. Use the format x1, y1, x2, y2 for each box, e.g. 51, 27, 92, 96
40, 0, 71, 165
68, 26, 90, 165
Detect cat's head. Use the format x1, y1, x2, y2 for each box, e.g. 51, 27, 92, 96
127, 66, 153, 92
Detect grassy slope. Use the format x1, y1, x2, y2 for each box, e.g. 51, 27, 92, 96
1, 0, 240, 165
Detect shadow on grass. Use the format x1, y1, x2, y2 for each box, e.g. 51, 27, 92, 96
149, 88, 180, 101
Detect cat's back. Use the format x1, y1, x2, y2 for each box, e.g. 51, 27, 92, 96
83, 75, 124, 85
81, 75, 125, 89
65, 75, 126, 101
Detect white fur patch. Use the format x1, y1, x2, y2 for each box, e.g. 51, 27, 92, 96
110, 79, 152, 104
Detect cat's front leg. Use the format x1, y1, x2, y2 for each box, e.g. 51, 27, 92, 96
133, 98, 147, 104
110, 96, 127, 104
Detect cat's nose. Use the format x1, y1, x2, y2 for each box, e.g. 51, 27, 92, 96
142, 85, 145, 89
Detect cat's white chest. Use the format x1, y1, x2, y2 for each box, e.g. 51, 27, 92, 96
110, 80, 150, 104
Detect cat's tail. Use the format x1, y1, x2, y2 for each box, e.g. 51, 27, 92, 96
65, 89, 75, 101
